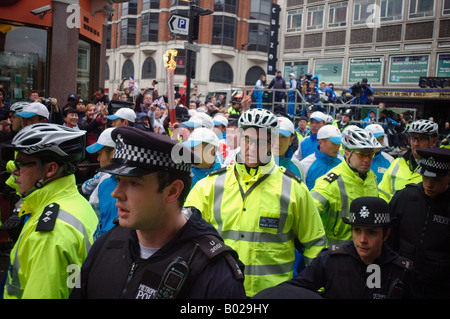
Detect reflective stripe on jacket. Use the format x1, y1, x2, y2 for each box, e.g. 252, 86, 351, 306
184, 158, 326, 297
378, 156, 421, 202
4, 175, 98, 299
310, 160, 378, 246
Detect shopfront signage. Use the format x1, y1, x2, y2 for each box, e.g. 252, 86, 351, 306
348, 57, 383, 84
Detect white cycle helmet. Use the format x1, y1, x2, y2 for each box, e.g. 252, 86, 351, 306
12, 123, 86, 168
408, 119, 438, 136
342, 127, 381, 150
9, 101, 30, 114
238, 109, 279, 133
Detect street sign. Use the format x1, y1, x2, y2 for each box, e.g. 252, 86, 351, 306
184, 42, 200, 52
168, 15, 189, 36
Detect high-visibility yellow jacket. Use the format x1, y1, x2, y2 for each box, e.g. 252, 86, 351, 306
378, 155, 421, 202
3, 174, 98, 299
310, 160, 378, 246
184, 158, 326, 297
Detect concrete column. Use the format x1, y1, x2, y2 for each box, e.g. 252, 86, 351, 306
49, 0, 79, 105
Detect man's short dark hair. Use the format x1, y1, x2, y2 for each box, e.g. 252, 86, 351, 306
156, 170, 192, 208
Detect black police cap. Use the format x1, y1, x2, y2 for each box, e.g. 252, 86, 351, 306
100, 126, 199, 177
417, 147, 450, 177
342, 197, 392, 227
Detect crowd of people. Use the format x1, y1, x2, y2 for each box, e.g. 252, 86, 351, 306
0, 81, 448, 301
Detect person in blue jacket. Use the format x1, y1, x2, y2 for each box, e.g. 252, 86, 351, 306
300, 125, 343, 190
294, 111, 327, 160
183, 127, 223, 188
365, 124, 394, 184
362, 109, 377, 128
273, 116, 304, 180
349, 78, 374, 105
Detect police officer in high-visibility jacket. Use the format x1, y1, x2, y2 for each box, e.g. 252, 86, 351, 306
378, 119, 438, 202
1, 123, 98, 299
310, 127, 380, 246
184, 108, 326, 297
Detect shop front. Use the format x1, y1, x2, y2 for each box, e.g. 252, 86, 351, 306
0, 0, 109, 105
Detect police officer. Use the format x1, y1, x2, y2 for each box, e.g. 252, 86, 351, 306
378, 119, 438, 202
70, 126, 246, 299
311, 126, 380, 246
389, 147, 450, 299
255, 197, 420, 299
184, 108, 326, 297
1, 123, 98, 299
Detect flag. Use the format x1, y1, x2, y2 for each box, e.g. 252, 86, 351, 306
129, 76, 138, 94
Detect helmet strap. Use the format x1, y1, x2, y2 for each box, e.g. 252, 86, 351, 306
21, 157, 65, 198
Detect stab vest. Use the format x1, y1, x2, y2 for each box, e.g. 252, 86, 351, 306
84, 225, 244, 299
324, 245, 411, 299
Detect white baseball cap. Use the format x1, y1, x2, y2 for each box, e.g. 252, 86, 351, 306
317, 125, 342, 145
86, 127, 116, 153
16, 102, 49, 119
183, 127, 219, 148
365, 124, 385, 138
213, 114, 228, 127
278, 116, 295, 137
310, 111, 328, 122
180, 113, 214, 129
107, 108, 136, 123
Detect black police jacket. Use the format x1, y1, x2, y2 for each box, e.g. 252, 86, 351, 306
70, 208, 246, 299
276, 241, 420, 299
389, 183, 450, 299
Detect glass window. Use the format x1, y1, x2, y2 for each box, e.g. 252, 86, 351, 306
444, 0, 450, 15
106, 24, 111, 49
210, 61, 233, 83
77, 39, 91, 100
409, 0, 434, 18
214, 0, 239, 14
142, 57, 156, 79
287, 9, 303, 32
122, 59, 134, 79
0, 24, 48, 103
380, 0, 403, 21
353, 0, 376, 25
142, 0, 160, 10
245, 66, 265, 86
105, 62, 110, 81
120, 18, 137, 46
141, 12, 159, 43
121, 0, 138, 16
329, 2, 348, 28
250, 0, 272, 21
171, 0, 189, 6
248, 23, 270, 52
307, 5, 324, 30
212, 16, 236, 47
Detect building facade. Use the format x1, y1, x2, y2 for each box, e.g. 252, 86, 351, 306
0, 0, 112, 105
279, 0, 450, 119
105, 0, 274, 99
106, 0, 448, 119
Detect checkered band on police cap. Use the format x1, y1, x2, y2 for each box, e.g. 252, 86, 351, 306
343, 196, 392, 227
419, 156, 450, 171
113, 134, 191, 174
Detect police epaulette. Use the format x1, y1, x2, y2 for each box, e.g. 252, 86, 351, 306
393, 256, 413, 270
193, 235, 244, 280
208, 166, 228, 176
328, 244, 349, 255
323, 172, 339, 183
283, 168, 303, 184
36, 203, 60, 232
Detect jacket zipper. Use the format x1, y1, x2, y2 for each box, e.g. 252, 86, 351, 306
120, 262, 138, 298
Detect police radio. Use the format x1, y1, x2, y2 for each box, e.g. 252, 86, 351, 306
156, 244, 200, 299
